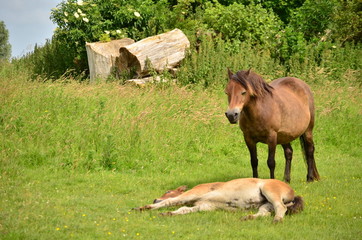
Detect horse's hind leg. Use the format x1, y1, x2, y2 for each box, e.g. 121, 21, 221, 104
282, 143, 293, 183
300, 130, 320, 182
267, 135, 277, 179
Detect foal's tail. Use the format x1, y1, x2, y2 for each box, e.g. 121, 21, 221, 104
286, 196, 304, 215
300, 134, 320, 181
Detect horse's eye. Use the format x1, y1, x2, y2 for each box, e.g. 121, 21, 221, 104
241, 91, 246, 96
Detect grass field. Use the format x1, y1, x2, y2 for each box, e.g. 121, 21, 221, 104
1, 64, 361, 239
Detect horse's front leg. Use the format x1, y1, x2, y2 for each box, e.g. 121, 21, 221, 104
267, 135, 277, 179
245, 138, 258, 178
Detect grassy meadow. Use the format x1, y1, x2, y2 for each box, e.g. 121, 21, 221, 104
0, 61, 361, 239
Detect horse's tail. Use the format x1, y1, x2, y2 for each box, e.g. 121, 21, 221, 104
286, 196, 304, 215
300, 134, 320, 181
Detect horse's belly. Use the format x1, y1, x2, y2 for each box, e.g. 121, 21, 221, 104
277, 113, 310, 141
219, 188, 265, 210
276, 130, 304, 144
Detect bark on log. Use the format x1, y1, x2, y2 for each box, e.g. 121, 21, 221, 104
86, 38, 134, 82
117, 29, 190, 77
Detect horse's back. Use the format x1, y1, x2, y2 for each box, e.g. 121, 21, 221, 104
271, 77, 312, 96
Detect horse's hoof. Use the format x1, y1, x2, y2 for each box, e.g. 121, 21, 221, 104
273, 217, 283, 224
240, 215, 254, 221
159, 212, 173, 216
132, 205, 151, 211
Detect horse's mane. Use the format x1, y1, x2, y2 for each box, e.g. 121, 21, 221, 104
233, 70, 274, 97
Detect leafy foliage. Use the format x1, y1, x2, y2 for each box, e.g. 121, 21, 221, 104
289, 0, 337, 41
329, 0, 362, 43
18, 0, 362, 81
203, 2, 283, 46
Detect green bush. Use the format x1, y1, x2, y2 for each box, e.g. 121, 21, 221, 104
329, 0, 362, 43
203, 2, 283, 46
289, 0, 337, 41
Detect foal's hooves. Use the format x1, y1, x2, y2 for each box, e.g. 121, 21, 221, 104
272, 218, 283, 224
240, 215, 254, 221
159, 212, 173, 216
132, 205, 151, 211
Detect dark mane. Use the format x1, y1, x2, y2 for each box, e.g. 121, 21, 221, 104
232, 70, 273, 97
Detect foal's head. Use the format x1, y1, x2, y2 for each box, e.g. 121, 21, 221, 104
225, 69, 273, 124
153, 186, 187, 204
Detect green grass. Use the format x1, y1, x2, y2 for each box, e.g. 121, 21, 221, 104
1, 63, 361, 239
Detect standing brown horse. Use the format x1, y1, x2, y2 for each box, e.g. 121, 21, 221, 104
225, 69, 320, 182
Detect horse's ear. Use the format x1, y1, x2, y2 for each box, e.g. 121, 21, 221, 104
246, 68, 252, 76
176, 185, 187, 192
227, 68, 233, 80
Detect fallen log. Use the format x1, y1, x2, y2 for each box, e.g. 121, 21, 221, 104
86, 38, 134, 82
116, 29, 190, 77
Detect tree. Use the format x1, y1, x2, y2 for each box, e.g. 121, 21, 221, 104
0, 21, 11, 60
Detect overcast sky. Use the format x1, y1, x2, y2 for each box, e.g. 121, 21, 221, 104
0, 0, 62, 58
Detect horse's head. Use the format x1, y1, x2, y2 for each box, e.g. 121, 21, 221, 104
153, 185, 187, 204
225, 69, 252, 124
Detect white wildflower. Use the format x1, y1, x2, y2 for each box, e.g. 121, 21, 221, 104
105, 30, 110, 34
64, 18, 69, 23
77, 8, 82, 14
77, 0, 83, 6
116, 30, 121, 34
81, 13, 86, 17
64, 11, 68, 16
74, 12, 80, 18
83, 17, 89, 23
134, 11, 141, 18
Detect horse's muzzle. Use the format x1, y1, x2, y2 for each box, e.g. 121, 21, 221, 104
225, 109, 240, 124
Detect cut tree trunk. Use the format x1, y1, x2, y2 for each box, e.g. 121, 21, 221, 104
86, 38, 134, 82
116, 29, 190, 77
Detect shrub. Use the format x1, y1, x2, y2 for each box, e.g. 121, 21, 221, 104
289, 0, 337, 41
203, 2, 283, 46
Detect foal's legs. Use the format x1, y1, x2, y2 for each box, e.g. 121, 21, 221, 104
161, 202, 216, 216
282, 143, 293, 183
241, 202, 273, 221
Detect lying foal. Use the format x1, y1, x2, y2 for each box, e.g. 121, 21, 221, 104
134, 178, 304, 222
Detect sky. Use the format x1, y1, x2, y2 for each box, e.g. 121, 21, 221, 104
0, 0, 62, 58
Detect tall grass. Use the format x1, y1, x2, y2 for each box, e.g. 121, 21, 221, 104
176, 35, 361, 87
1, 44, 361, 239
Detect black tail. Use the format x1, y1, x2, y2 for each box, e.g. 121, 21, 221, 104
300, 134, 320, 181
286, 196, 304, 215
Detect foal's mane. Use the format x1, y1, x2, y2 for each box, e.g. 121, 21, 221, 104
233, 70, 274, 97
